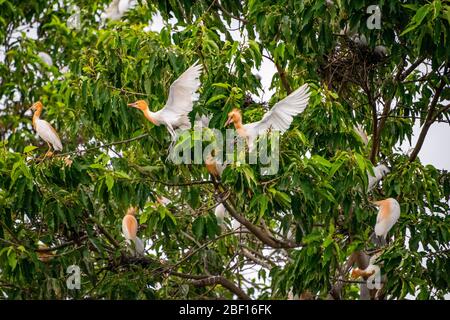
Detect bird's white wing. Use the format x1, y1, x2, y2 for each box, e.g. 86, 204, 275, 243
215, 204, 227, 221
161, 62, 202, 118
251, 84, 310, 134
354, 124, 368, 145
118, 0, 130, 13
35, 119, 62, 151
367, 164, 390, 192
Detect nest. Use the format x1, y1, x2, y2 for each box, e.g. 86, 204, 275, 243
318, 35, 387, 97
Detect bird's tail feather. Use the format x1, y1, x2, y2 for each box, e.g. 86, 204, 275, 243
133, 237, 145, 256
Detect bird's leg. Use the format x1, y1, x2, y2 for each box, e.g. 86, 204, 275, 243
166, 125, 178, 160
43, 143, 53, 159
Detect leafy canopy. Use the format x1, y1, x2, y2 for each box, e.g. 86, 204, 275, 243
0, 0, 449, 300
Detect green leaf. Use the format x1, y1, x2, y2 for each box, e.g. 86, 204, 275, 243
207, 94, 227, 105
23, 145, 38, 153
354, 153, 367, 173
192, 217, 205, 239
105, 175, 114, 191
401, 4, 432, 35
212, 83, 231, 90
7, 250, 17, 270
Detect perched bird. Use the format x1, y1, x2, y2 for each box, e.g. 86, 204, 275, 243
373, 45, 388, 61
351, 34, 368, 48
205, 151, 227, 181
371, 198, 400, 246
128, 62, 202, 146
350, 252, 382, 290
367, 164, 390, 192
29, 101, 63, 157
122, 207, 145, 255
288, 290, 314, 300
351, 264, 379, 279
214, 203, 228, 226
214, 203, 245, 232
224, 84, 310, 151
231, 218, 244, 232
36, 241, 55, 263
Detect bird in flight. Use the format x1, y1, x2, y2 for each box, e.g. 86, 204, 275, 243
128, 62, 202, 149
29, 101, 62, 158
122, 207, 144, 255
224, 84, 310, 151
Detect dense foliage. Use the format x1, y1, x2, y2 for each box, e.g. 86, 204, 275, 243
0, 0, 449, 299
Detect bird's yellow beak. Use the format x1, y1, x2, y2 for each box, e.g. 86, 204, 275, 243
127, 102, 138, 108
225, 116, 233, 126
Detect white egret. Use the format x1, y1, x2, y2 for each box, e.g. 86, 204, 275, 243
122, 207, 145, 255
371, 198, 400, 245
224, 84, 310, 151
29, 101, 62, 157
128, 62, 203, 145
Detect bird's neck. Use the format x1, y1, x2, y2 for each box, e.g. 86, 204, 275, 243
143, 108, 158, 125
32, 108, 42, 129
233, 120, 244, 130
233, 121, 248, 138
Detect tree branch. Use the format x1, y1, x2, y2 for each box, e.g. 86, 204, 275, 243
367, 88, 378, 164
409, 79, 447, 162
170, 271, 250, 300
241, 248, 273, 269
274, 62, 292, 94
215, 1, 248, 24
89, 217, 121, 249
35, 235, 88, 252
262, 53, 292, 94
219, 196, 301, 249
105, 84, 148, 97
399, 57, 426, 82
58, 133, 151, 157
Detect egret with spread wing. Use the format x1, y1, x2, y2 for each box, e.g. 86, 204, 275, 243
224, 84, 310, 151
128, 62, 202, 147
